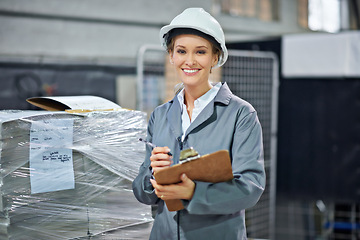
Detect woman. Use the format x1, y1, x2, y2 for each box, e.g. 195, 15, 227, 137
132, 8, 265, 240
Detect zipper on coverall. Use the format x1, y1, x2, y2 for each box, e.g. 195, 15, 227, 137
177, 136, 183, 240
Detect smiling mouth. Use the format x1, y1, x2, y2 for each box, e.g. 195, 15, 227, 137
183, 69, 200, 74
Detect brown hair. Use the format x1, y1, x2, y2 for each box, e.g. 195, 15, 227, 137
165, 28, 221, 61
167, 36, 221, 61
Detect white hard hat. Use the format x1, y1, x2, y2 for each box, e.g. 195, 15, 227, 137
159, 8, 228, 68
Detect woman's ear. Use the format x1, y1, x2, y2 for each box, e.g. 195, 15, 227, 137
212, 54, 219, 67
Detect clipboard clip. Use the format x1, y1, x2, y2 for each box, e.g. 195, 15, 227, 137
179, 147, 200, 164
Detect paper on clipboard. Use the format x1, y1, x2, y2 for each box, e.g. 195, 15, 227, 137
27, 96, 121, 111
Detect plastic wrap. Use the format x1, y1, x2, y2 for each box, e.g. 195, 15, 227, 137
0, 109, 152, 239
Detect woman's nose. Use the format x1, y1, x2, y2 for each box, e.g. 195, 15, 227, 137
185, 55, 196, 66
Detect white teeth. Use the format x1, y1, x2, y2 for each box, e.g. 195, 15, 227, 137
183, 69, 199, 73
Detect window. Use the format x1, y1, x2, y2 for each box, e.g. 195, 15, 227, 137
308, 0, 341, 32
219, 0, 279, 21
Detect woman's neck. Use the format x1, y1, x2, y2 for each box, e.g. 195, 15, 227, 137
183, 82, 212, 105
183, 82, 212, 120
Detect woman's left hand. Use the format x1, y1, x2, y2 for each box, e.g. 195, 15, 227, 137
150, 173, 195, 201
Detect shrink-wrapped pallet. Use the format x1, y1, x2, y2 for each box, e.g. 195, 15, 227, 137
0, 109, 151, 239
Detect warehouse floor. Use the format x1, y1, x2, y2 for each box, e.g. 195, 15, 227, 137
84, 221, 153, 239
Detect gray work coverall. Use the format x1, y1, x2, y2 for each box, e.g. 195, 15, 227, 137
132, 82, 265, 240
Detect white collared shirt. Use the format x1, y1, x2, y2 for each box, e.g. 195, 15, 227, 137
177, 82, 221, 141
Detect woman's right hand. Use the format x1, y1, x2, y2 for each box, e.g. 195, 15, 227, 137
150, 147, 173, 173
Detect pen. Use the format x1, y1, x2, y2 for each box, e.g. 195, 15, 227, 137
139, 138, 173, 156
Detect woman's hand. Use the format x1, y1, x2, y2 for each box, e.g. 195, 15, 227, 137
150, 146, 173, 173
150, 173, 195, 200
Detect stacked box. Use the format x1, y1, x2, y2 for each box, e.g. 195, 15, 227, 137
0, 110, 152, 239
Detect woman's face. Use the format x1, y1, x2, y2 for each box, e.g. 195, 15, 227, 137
170, 34, 218, 89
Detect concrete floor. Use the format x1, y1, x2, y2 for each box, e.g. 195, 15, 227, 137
87, 221, 153, 240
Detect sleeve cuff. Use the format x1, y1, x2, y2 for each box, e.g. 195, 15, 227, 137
143, 175, 155, 194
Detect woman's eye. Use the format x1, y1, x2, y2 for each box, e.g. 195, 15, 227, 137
197, 50, 206, 55
177, 49, 186, 54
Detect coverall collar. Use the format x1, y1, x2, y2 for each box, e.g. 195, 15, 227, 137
166, 82, 233, 142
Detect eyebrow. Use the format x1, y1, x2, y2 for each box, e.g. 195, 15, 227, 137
175, 44, 209, 49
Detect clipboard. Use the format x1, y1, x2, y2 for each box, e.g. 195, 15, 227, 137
153, 149, 233, 211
